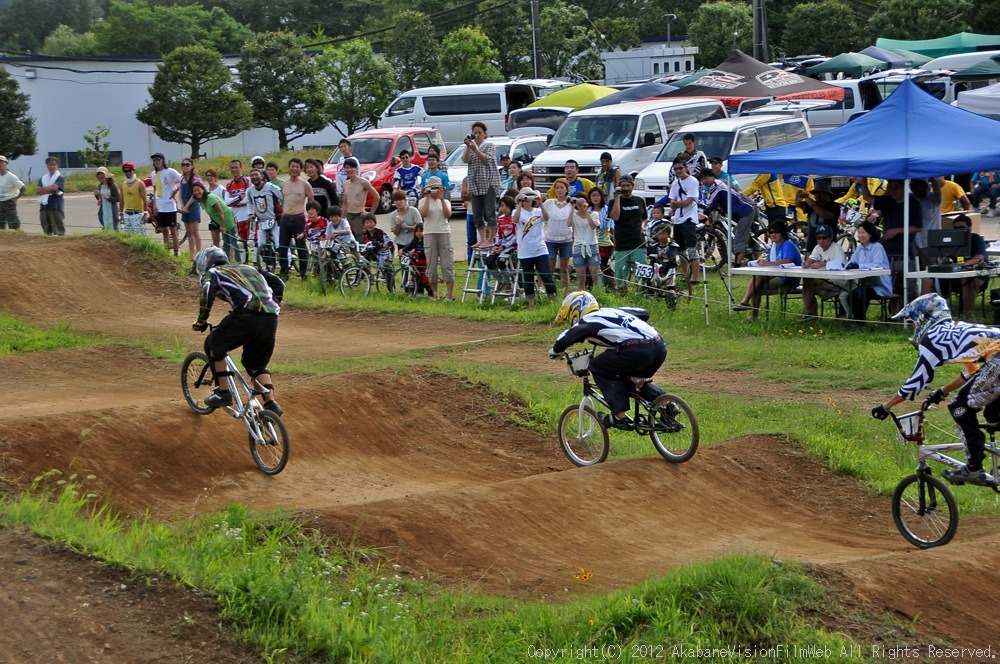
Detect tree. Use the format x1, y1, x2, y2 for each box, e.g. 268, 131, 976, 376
315, 40, 396, 137
782, 1, 862, 57
539, 0, 604, 80
970, 0, 1000, 35
593, 17, 641, 52
439, 27, 503, 85
382, 10, 440, 89
40, 24, 99, 56
136, 46, 253, 159
78, 125, 111, 167
92, 0, 252, 56
476, 0, 531, 80
686, 1, 752, 68
237, 32, 331, 150
868, 0, 971, 41
0, 0, 101, 51
0, 67, 36, 160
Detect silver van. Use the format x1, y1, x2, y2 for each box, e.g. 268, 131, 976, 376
378, 80, 569, 149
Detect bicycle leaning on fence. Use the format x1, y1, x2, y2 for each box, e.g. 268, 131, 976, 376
181, 324, 290, 475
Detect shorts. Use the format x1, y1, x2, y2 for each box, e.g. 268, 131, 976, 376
155, 211, 177, 228
181, 203, 200, 224
674, 222, 699, 259
572, 244, 600, 267
205, 311, 278, 376
546, 240, 573, 260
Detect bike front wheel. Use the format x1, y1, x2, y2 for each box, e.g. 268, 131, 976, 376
249, 409, 290, 475
181, 352, 215, 415
648, 394, 699, 463
340, 266, 372, 299
557, 404, 609, 466
891, 472, 958, 548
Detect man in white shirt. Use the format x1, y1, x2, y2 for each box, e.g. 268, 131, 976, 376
799, 224, 848, 321
149, 152, 181, 255
0, 155, 25, 230
668, 158, 701, 285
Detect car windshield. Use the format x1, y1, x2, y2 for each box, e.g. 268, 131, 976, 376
548, 115, 638, 149
655, 132, 733, 163
327, 138, 392, 165
509, 108, 569, 132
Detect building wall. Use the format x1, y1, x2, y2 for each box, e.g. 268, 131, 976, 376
602, 42, 699, 84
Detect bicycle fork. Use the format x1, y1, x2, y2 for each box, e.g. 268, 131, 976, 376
915, 461, 941, 516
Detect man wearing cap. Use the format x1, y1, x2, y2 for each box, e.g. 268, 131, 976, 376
37, 156, 66, 236
595, 152, 620, 201
609, 174, 648, 292
119, 161, 148, 234
341, 156, 379, 240
795, 178, 840, 252
149, 152, 181, 254
708, 157, 741, 192
498, 152, 511, 175
799, 224, 848, 321
0, 155, 25, 230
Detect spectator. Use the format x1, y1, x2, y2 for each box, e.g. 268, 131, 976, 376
668, 159, 701, 285
933, 176, 971, 213
569, 193, 599, 290
0, 155, 25, 230
589, 186, 615, 288
178, 158, 202, 255
942, 214, 987, 319
744, 172, 786, 226
204, 168, 226, 199
969, 170, 1000, 217
462, 121, 502, 249
795, 178, 839, 251
419, 152, 451, 194
278, 158, 315, 279
304, 158, 339, 218
265, 162, 284, 187
417, 176, 455, 300
911, 178, 941, 251
149, 153, 181, 254
334, 138, 352, 196
37, 157, 66, 235
847, 220, 892, 320
392, 150, 423, 203
862, 178, 921, 290
501, 161, 521, 195
699, 169, 755, 266
595, 151, 620, 201
798, 224, 847, 321
548, 159, 595, 200
541, 178, 575, 289
485, 195, 518, 292
402, 223, 433, 297
608, 174, 647, 292
390, 189, 421, 252
512, 186, 557, 304
733, 220, 802, 316
93, 166, 120, 231
341, 157, 379, 240
118, 161, 148, 234
680, 133, 707, 178
836, 177, 886, 204
708, 156, 740, 192
247, 169, 283, 267
191, 181, 238, 261
251, 155, 266, 179
225, 159, 252, 263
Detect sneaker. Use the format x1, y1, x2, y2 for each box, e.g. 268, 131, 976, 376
495, 283, 512, 294
989, 208, 999, 218
944, 465, 998, 487
733, 302, 753, 311
798, 313, 817, 322
204, 389, 233, 408
600, 413, 634, 430
263, 400, 283, 416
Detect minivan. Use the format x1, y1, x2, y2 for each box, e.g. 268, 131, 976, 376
633, 115, 812, 204
378, 80, 570, 149
529, 98, 728, 193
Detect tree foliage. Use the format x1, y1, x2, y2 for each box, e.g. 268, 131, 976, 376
439, 27, 502, 85
382, 10, 440, 90
539, 0, 603, 80
0, 66, 36, 160
687, 1, 753, 68
136, 46, 253, 159
476, 0, 532, 80
0, 0, 101, 51
867, 0, 971, 40
594, 17, 642, 52
315, 40, 397, 137
40, 24, 98, 56
237, 32, 331, 150
78, 125, 111, 167
92, 0, 252, 56
782, 1, 862, 57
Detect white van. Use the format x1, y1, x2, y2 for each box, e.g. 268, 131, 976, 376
378, 80, 569, 149
529, 98, 727, 193
924, 50, 1000, 72
633, 115, 812, 204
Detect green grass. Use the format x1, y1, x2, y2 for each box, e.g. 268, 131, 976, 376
0, 311, 103, 355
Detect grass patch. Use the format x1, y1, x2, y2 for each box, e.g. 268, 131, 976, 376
0, 310, 102, 355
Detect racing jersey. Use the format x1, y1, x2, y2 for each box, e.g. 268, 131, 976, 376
898, 322, 1000, 400
362, 227, 394, 265
304, 215, 328, 240
703, 180, 755, 219
494, 213, 517, 251
393, 165, 423, 196
198, 264, 283, 323
246, 182, 283, 228
552, 307, 660, 352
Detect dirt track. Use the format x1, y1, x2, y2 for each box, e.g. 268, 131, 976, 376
2, 232, 999, 656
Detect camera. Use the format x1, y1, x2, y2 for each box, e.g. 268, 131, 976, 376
466, 133, 474, 142
570, 197, 582, 204
523, 194, 536, 201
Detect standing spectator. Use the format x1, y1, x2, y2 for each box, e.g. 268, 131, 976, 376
795, 178, 839, 252
911, 178, 941, 251
862, 178, 921, 292
512, 186, 557, 304
119, 161, 148, 234
341, 157, 379, 240
547, 160, 595, 200
428, 144, 447, 172
247, 169, 283, 269
304, 158, 339, 218
278, 158, 315, 280
595, 152, 620, 201
463, 122, 502, 249
590, 186, 615, 288
933, 176, 971, 213
681, 133, 707, 178
392, 150, 423, 203
501, 161, 521, 195
251, 155, 267, 179
178, 158, 202, 255
149, 152, 181, 254
334, 138, 353, 196
225, 159, 252, 263
668, 159, 702, 285
204, 168, 225, 199
0, 155, 25, 230
265, 162, 284, 187
94, 167, 120, 231
417, 176, 455, 300
609, 175, 647, 292
390, 189, 421, 252
569, 193, 599, 290
541, 178, 575, 290
37, 156, 66, 236
191, 181, 238, 261
708, 156, 741, 192
744, 172, 787, 226
419, 152, 451, 193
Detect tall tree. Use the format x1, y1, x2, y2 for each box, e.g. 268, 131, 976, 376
92, 0, 252, 56
593, 18, 641, 53
782, 1, 862, 57
686, 1, 753, 68
0, 0, 101, 51
439, 27, 503, 85
315, 40, 397, 137
868, 0, 971, 40
382, 10, 440, 89
40, 24, 98, 56
136, 46, 253, 159
476, 0, 531, 80
539, 0, 604, 80
238, 32, 331, 150
0, 66, 36, 160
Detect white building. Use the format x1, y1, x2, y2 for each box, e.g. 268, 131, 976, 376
0, 54, 349, 180
602, 39, 699, 84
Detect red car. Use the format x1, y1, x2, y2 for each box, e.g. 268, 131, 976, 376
324, 127, 446, 213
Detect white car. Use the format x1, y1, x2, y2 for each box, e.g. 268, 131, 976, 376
443, 135, 550, 212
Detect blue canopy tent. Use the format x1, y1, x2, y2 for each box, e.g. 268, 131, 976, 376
727, 78, 1000, 305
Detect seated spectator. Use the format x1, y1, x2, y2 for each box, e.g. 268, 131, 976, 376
937, 214, 988, 319
733, 220, 802, 317
799, 224, 847, 321
969, 170, 1000, 217
847, 220, 892, 320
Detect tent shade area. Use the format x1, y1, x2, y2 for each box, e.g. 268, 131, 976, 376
728, 78, 1000, 179
659, 50, 843, 108
805, 52, 885, 78
956, 82, 1000, 120
860, 46, 912, 69
876, 32, 1000, 58
951, 55, 1000, 81
889, 49, 932, 67
527, 83, 616, 110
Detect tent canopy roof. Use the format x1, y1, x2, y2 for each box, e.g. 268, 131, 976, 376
876, 32, 1000, 58
805, 52, 885, 77
527, 83, 616, 110
950, 55, 1000, 81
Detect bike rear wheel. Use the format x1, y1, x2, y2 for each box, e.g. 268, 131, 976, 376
557, 404, 609, 466
648, 394, 699, 463
249, 409, 290, 475
181, 352, 215, 415
340, 266, 371, 299
891, 472, 958, 548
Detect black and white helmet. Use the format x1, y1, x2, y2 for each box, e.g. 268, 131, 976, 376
193, 246, 228, 278
891, 293, 952, 346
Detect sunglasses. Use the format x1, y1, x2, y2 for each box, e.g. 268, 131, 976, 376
122, 168, 133, 172
182, 162, 192, 166
815, 235, 831, 240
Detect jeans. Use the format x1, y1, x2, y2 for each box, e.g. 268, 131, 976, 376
970, 182, 999, 210
278, 213, 307, 275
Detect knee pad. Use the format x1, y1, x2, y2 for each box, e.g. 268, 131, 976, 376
247, 367, 270, 379
949, 400, 979, 427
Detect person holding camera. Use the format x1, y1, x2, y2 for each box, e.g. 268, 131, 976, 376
542, 178, 575, 291
569, 191, 599, 289
463, 122, 502, 250
513, 186, 557, 304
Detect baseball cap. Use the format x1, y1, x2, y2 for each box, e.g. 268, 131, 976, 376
708, 156, 723, 164
618, 174, 634, 184
0, 155, 7, 163
122, 161, 135, 171
150, 152, 165, 162
500, 153, 510, 160
814, 224, 834, 238
811, 178, 833, 194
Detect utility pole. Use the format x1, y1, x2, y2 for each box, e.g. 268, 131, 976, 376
752, 0, 771, 62
531, 0, 542, 78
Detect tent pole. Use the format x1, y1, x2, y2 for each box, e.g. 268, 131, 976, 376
902, 178, 911, 307
727, 175, 734, 314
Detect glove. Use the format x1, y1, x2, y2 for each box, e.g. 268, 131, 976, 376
548, 348, 559, 360
924, 388, 946, 406
192, 321, 209, 332
871, 404, 890, 420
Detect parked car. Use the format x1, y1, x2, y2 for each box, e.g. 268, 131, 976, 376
506, 106, 573, 138
323, 127, 445, 214
444, 134, 550, 212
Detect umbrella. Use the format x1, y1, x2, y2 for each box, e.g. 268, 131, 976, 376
889, 48, 933, 67
580, 82, 677, 109
860, 46, 912, 69
657, 50, 843, 108
805, 52, 885, 78
526, 83, 617, 110
950, 55, 1000, 81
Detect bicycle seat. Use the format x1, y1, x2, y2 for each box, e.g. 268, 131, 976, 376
629, 377, 653, 387
980, 422, 1000, 434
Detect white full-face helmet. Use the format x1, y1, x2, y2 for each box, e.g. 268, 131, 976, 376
891, 293, 952, 345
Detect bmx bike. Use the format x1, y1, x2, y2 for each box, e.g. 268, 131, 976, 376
181, 327, 290, 475
555, 346, 699, 466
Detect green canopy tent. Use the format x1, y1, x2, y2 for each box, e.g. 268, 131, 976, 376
665, 68, 710, 87
526, 83, 616, 110
889, 48, 932, 67
805, 52, 885, 78
950, 55, 1000, 81
876, 32, 1000, 58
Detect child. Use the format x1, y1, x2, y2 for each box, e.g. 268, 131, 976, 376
392, 150, 423, 204
403, 223, 433, 297
389, 189, 420, 252
324, 205, 362, 260
361, 212, 395, 284
648, 219, 679, 298
485, 195, 518, 292
302, 201, 328, 242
